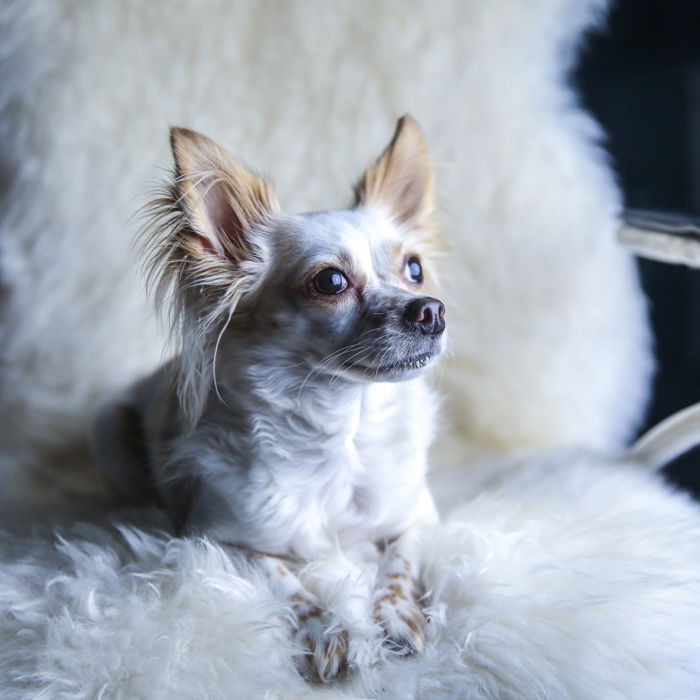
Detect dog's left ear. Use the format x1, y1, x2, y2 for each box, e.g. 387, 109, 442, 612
354, 115, 434, 232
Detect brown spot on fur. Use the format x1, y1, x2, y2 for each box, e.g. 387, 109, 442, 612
297, 606, 322, 625
386, 571, 409, 580
388, 583, 408, 600
402, 613, 424, 637
396, 554, 411, 570
301, 630, 349, 683
373, 592, 401, 614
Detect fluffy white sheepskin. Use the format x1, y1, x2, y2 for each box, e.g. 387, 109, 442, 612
3, 452, 700, 699
0, 0, 651, 503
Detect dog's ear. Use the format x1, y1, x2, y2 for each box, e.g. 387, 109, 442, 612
142, 129, 279, 429
354, 115, 433, 231
170, 127, 278, 262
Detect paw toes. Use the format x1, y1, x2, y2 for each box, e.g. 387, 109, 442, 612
313, 630, 348, 682
296, 620, 348, 683
374, 595, 426, 658
382, 618, 425, 656
382, 634, 421, 656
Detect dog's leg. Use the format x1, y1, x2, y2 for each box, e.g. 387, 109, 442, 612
373, 492, 436, 656
373, 534, 426, 656
251, 553, 348, 683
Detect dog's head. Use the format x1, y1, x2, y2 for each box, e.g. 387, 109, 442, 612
146, 116, 445, 422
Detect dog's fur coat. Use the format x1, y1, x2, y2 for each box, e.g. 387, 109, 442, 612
93, 118, 446, 679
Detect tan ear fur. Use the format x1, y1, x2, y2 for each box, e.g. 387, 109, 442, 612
354, 115, 434, 231
139, 129, 279, 429
170, 127, 278, 260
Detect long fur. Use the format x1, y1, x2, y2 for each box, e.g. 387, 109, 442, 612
139, 177, 267, 428
137, 127, 281, 427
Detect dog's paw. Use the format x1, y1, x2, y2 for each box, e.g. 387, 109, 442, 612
373, 579, 426, 656
292, 594, 348, 683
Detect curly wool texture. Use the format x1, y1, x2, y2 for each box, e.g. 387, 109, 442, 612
3, 453, 700, 699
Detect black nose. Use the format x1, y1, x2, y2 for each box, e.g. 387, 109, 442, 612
403, 297, 446, 335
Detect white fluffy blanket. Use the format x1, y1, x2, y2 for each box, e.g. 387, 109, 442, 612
3, 452, 700, 698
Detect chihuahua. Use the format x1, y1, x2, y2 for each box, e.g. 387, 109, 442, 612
93, 116, 446, 682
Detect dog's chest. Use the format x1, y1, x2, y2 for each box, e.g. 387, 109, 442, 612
201, 379, 435, 557
266, 381, 433, 551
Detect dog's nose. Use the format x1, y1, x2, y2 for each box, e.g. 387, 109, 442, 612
403, 297, 446, 335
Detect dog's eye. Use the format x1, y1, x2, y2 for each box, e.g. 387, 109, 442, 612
404, 256, 423, 284
313, 268, 348, 295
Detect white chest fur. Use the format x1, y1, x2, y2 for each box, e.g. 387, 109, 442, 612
173, 376, 438, 559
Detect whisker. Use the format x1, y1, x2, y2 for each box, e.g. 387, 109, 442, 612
294, 328, 384, 401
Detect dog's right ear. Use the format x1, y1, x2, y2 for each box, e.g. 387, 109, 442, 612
142, 129, 279, 428
169, 127, 278, 264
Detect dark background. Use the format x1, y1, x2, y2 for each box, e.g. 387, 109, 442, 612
576, 0, 700, 495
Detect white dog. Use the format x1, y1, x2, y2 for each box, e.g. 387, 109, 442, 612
93, 116, 445, 681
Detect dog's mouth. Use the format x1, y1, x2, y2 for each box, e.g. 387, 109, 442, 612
352, 351, 437, 379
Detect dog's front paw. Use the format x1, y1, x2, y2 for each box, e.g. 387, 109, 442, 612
292, 594, 348, 682
373, 577, 426, 656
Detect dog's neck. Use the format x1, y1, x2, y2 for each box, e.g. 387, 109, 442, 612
214, 356, 371, 447
164, 345, 434, 554
181, 352, 430, 555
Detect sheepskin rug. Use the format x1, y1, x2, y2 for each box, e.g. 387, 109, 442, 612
3, 0, 700, 698
3, 452, 700, 699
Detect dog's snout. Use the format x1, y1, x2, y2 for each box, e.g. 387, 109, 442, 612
403, 297, 446, 335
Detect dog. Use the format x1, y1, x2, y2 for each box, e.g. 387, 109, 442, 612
92, 116, 446, 682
